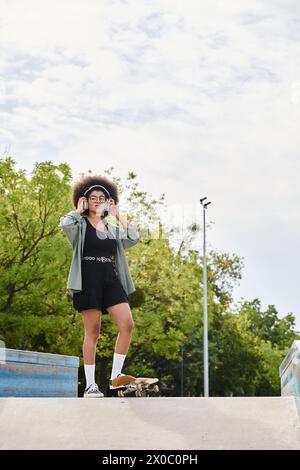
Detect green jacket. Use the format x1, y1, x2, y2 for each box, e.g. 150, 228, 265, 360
58, 210, 141, 298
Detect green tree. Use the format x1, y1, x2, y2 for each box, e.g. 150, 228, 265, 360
1, 156, 299, 397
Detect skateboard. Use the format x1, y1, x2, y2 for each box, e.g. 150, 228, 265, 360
111, 377, 160, 397
117, 377, 159, 397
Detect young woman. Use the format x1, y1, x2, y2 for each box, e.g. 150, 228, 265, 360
59, 176, 140, 397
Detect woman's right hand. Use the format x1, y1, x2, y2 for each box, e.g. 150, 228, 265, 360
76, 196, 86, 214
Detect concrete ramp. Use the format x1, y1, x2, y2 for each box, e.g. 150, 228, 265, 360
0, 397, 300, 450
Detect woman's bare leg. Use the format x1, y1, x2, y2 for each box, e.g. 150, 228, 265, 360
106, 302, 134, 355
81, 309, 101, 364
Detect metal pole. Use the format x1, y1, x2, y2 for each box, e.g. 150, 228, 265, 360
200, 197, 211, 397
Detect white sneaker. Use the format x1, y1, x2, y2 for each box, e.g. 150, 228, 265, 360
83, 382, 104, 398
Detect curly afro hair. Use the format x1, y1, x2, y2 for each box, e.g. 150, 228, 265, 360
71, 174, 119, 210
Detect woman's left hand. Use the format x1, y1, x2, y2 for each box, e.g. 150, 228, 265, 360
108, 198, 119, 218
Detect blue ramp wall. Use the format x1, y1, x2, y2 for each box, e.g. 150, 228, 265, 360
279, 340, 300, 397
0, 348, 80, 397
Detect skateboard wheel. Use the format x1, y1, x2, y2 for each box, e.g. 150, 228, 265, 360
118, 390, 124, 397
135, 390, 142, 397
153, 385, 159, 393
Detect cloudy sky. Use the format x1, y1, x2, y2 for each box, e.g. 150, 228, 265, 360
1, 0, 300, 328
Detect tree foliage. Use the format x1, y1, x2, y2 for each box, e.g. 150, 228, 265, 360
0, 156, 298, 396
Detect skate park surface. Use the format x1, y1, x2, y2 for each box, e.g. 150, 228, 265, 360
0, 396, 300, 450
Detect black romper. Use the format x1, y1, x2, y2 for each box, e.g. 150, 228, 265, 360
72, 217, 129, 314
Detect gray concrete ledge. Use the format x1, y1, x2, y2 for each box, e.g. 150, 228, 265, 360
0, 397, 300, 450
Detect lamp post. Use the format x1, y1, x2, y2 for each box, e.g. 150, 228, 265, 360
200, 197, 211, 397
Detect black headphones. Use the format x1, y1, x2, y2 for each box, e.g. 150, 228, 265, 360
82, 184, 111, 218
83, 184, 111, 199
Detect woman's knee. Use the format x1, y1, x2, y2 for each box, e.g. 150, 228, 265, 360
82, 310, 101, 341
84, 328, 100, 342
84, 322, 101, 341
121, 318, 134, 334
